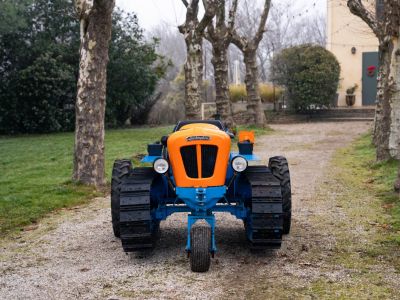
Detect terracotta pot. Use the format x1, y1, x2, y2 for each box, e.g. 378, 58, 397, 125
345, 94, 356, 106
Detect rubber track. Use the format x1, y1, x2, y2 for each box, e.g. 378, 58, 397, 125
245, 166, 283, 249
111, 159, 132, 238
269, 156, 291, 234
119, 167, 155, 252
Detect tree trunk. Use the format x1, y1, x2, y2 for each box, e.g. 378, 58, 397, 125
347, 0, 400, 190
243, 50, 265, 126
389, 37, 400, 159
211, 45, 235, 128
179, 0, 216, 120
374, 43, 394, 161
231, 0, 270, 127
391, 36, 400, 192
73, 0, 115, 186
183, 34, 203, 120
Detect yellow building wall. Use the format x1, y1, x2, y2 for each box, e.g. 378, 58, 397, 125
326, 0, 378, 106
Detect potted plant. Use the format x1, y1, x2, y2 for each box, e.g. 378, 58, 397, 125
345, 84, 358, 106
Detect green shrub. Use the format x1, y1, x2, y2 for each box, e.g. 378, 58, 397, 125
0, 1, 167, 133
271, 44, 340, 111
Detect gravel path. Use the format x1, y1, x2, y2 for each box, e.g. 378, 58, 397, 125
2, 121, 391, 299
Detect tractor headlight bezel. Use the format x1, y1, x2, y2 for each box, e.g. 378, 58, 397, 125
153, 158, 169, 174
231, 156, 248, 173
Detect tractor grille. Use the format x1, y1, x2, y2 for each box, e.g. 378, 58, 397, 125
201, 145, 217, 178
180, 146, 198, 178
180, 145, 218, 178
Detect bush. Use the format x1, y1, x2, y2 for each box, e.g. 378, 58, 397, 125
229, 84, 247, 102
5, 53, 76, 133
271, 44, 340, 111
106, 11, 168, 127
0, 1, 167, 133
0, 0, 79, 133
259, 83, 284, 103
229, 83, 284, 103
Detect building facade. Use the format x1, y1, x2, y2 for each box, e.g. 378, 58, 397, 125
326, 0, 379, 107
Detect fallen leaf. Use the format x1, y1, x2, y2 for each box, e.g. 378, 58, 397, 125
364, 178, 374, 184
24, 225, 38, 231
382, 203, 394, 209
79, 268, 90, 272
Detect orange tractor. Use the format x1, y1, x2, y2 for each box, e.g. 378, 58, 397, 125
111, 120, 291, 272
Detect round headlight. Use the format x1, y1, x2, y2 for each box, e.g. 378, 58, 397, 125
153, 158, 169, 174
231, 156, 248, 173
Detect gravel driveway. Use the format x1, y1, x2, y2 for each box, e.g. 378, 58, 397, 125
3, 121, 395, 299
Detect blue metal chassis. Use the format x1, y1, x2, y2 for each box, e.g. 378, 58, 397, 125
141, 152, 261, 253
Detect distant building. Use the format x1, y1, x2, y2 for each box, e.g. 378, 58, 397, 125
326, 0, 380, 107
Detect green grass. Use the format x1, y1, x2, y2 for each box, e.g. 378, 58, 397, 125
334, 133, 399, 242
0, 124, 274, 235
0, 126, 172, 234
299, 132, 400, 297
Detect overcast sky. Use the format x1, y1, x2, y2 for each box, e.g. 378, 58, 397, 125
115, 0, 327, 31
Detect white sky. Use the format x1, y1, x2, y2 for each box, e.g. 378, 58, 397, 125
115, 0, 327, 31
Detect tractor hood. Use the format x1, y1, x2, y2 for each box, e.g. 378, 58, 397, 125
167, 123, 231, 188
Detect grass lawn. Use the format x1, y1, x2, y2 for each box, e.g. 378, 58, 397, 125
335, 133, 399, 244
0, 126, 172, 234
0, 124, 272, 235
300, 132, 400, 298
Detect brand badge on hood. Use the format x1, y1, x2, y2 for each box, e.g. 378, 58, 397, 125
186, 136, 211, 142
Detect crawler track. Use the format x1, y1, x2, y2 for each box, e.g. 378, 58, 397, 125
119, 167, 157, 251
245, 166, 283, 249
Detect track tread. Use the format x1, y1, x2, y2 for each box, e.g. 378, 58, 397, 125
269, 156, 292, 234
119, 167, 158, 251
111, 159, 132, 238
245, 165, 284, 249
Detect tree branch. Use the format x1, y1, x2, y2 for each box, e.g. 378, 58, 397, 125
182, 0, 189, 7
231, 30, 247, 51
179, 0, 200, 33
347, 0, 381, 38
206, 21, 216, 41
185, 0, 200, 21
253, 0, 271, 46
197, 0, 217, 34
95, 0, 115, 13
216, 0, 225, 29
227, 0, 238, 32
75, 0, 93, 20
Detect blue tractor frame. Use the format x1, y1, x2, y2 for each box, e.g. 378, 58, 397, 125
142, 152, 260, 254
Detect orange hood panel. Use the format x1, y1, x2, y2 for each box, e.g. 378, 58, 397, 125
167, 124, 231, 188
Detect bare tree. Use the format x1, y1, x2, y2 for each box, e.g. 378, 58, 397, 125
149, 23, 186, 81
179, 0, 217, 120
206, 0, 238, 128
260, 1, 326, 81
348, 0, 398, 160
73, 0, 115, 186
232, 0, 271, 126
257, 0, 292, 81
347, 0, 400, 191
